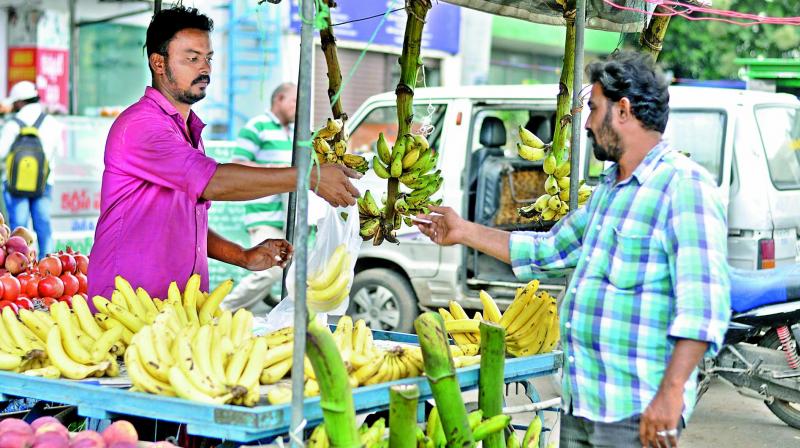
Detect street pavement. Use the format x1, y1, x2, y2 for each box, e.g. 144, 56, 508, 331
501, 376, 800, 447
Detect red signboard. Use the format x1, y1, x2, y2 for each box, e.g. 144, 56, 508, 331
7, 47, 69, 112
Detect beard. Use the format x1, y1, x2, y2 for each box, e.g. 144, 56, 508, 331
165, 65, 209, 105
587, 107, 623, 163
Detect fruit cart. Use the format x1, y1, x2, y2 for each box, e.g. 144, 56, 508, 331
0, 329, 562, 443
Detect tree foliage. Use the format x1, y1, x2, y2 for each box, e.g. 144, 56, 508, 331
657, 0, 800, 80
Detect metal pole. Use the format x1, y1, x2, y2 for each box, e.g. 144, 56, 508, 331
154, 0, 162, 14
68, 0, 78, 115
289, 0, 315, 444
568, 0, 587, 213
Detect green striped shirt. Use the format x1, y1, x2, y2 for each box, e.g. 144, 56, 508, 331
233, 112, 294, 230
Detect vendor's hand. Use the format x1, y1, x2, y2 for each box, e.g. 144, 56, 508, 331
242, 239, 294, 271
311, 165, 361, 207
640, 388, 684, 448
414, 205, 467, 246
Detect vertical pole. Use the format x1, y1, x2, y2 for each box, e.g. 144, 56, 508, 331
289, 0, 315, 444
568, 0, 586, 214
68, 0, 78, 115
154, 0, 162, 14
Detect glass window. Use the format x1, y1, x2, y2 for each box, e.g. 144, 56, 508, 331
471, 109, 556, 156
348, 103, 447, 156
585, 110, 727, 185
755, 106, 800, 190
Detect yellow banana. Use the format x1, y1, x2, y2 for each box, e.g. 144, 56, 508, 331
0, 351, 24, 370
500, 280, 539, 327
543, 154, 557, 175
46, 326, 109, 380
308, 245, 347, 290
125, 345, 175, 396
168, 366, 231, 404
372, 157, 391, 179
445, 319, 481, 333
183, 274, 201, 326
199, 279, 233, 324
263, 342, 293, 369
402, 147, 420, 169
106, 302, 145, 333
237, 337, 267, 387
17, 308, 50, 342
519, 125, 545, 149
479, 291, 502, 323
2, 307, 37, 352
92, 295, 111, 314
226, 338, 254, 385
91, 325, 124, 362
517, 143, 546, 162
133, 326, 170, 382
260, 357, 293, 384
448, 300, 469, 320
116, 276, 146, 320
22, 365, 60, 378
264, 326, 293, 347
137, 287, 159, 317
554, 160, 571, 178
71, 295, 104, 339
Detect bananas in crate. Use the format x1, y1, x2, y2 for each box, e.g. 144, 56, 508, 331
515, 125, 592, 222
361, 132, 442, 242
312, 118, 369, 174
437, 280, 560, 357
306, 244, 352, 312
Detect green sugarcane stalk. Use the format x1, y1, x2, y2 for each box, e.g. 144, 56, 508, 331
639, 4, 671, 61
320, 0, 347, 142
389, 384, 420, 448
380, 0, 432, 245
414, 312, 476, 448
478, 322, 506, 448
306, 318, 360, 448
552, 8, 577, 165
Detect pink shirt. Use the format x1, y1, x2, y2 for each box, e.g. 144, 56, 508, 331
88, 87, 219, 302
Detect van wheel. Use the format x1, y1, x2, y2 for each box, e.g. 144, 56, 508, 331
348, 268, 418, 333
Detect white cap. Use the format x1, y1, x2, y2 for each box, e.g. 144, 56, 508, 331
6, 81, 38, 104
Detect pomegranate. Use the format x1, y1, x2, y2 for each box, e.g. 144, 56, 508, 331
25, 275, 39, 298
38, 275, 64, 299
4, 235, 28, 255
60, 272, 79, 296
74, 253, 89, 275
4, 252, 28, 275
57, 251, 77, 275
38, 255, 62, 277
14, 297, 32, 310
0, 274, 21, 302
75, 272, 88, 294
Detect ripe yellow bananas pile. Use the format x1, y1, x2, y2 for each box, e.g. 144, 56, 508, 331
438, 280, 560, 358
0, 298, 121, 380
313, 118, 369, 174
515, 126, 592, 221
307, 244, 352, 312
361, 132, 442, 243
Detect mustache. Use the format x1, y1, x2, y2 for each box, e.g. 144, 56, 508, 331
192, 75, 211, 85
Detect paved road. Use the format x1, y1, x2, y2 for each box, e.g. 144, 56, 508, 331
503, 376, 800, 447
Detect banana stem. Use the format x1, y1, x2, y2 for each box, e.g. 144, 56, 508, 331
639, 5, 671, 61
306, 318, 360, 448
478, 322, 506, 448
414, 312, 476, 448
383, 0, 432, 242
389, 384, 420, 448
320, 0, 347, 143
552, 10, 577, 165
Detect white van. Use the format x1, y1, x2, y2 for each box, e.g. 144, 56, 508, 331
345, 85, 800, 332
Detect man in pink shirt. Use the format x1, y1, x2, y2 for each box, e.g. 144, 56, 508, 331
88, 6, 360, 300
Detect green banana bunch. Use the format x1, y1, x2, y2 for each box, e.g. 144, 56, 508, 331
372, 157, 391, 179
390, 136, 408, 178
377, 132, 391, 165
544, 175, 559, 195
358, 191, 382, 217
359, 218, 381, 241
557, 176, 570, 191
518, 125, 545, 149
342, 154, 369, 174
554, 160, 571, 178
517, 143, 546, 162
543, 153, 557, 175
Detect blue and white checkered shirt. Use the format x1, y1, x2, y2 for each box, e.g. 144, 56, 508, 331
509, 141, 730, 422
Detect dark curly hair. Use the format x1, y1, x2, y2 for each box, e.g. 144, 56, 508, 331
145, 5, 214, 58
587, 51, 670, 133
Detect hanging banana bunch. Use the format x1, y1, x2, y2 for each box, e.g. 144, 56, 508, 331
311, 118, 369, 174
515, 126, 592, 222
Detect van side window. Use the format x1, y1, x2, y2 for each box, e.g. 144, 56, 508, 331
348, 104, 447, 155
584, 110, 727, 186
755, 106, 800, 191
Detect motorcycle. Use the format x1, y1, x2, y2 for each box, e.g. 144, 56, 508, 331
698, 263, 800, 429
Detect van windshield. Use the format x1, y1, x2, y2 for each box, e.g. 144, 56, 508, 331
755, 105, 800, 190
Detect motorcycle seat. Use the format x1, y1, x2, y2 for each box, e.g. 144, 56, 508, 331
729, 265, 800, 313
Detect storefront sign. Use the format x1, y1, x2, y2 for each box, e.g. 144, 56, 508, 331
290, 1, 461, 54
6, 47, 69, 112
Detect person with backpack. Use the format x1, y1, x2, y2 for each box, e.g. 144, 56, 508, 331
0, 81, 63, 257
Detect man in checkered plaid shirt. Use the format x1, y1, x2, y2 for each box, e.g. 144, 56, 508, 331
415, 52, 730, 447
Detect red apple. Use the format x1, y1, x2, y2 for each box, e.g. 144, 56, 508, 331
0, 274, 21, 301
5, 251, 28, 275
5, 235, 28, 255
0, 418, 32, 435
100, 421, 137, 446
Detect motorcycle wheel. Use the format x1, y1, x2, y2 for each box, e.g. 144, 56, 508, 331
759, 329, 800, 430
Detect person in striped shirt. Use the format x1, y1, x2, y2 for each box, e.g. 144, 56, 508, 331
414, 52, 730, 447
222, 83, 298, 311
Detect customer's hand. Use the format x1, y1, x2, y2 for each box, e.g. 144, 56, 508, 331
242, 239, 294, 271
311, 165, 361, 207
640, 388, 683, 448
414, 205, 467, 246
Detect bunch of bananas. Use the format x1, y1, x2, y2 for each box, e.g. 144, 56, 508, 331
307, 244, 352, 312
306, 407, 512, 448
516, 126, 592, 221
0, 297, 122, 380
438, 280, 559, 358
313, 118, 369, 174
361, 132, 442, 243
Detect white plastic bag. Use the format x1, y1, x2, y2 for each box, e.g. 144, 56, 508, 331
265, 203, 361, 331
